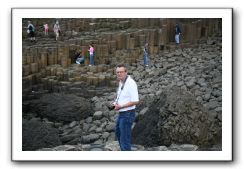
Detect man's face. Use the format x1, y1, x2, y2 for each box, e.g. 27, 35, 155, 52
116, 67, 127, 81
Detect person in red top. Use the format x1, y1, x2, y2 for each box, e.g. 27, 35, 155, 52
43, 23, 48, 36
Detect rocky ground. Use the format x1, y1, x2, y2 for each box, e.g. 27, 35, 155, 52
23, 35, 222, 151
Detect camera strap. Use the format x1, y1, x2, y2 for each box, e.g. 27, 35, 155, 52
115, 75, 128, 104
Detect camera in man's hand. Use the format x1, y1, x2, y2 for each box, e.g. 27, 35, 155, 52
106, 102, 115, 111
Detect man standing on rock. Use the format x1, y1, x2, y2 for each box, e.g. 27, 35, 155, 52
113, 64, 139, 151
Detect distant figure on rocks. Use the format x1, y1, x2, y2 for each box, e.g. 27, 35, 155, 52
175, 23, 182, 45
76, 55, 85, 64
43, 23, 49, 36
75, 51, 85, 64
143, 43, 149, 67
27, 21, 35, 42
88, 44, 95, 66
53, 21, 61, 41
73, 51, 80, 63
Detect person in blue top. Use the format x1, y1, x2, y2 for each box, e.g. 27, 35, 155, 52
175, 23, 182, 45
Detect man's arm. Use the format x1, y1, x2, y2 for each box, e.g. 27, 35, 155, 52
114, 101, 139, 110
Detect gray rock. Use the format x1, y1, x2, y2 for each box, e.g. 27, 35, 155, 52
215, 107, 222, 113
185, 78, 196, 88
169, 144, 198, 151
146, 146, 168, 151
139, 107, 148, 116
93, 111, 103, 120
105, 122, 116, 132
88, 125, 97, 132
205, 100, 219, 110
86, 117, 93, 123
102, 132, 110, 139
69, 121, 78, 128
96, 127, 103, 133
82, 123, 90, 132
50, 145, 77, 151
104, 141, 120, 151
60, 133, 80, 143
203, 93, 211, 101
81, 134, 100, 144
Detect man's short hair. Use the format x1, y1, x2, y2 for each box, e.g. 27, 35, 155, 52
116, 63, 127, 72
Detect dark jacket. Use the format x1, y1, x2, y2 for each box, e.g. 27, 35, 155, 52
175, 24, 181, 35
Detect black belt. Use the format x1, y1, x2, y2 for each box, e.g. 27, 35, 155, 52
119, 109, 135, 114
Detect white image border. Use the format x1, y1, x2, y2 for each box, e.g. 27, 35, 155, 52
12, 8, 232, 161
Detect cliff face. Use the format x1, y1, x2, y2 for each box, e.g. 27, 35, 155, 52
22, 18, 221, 94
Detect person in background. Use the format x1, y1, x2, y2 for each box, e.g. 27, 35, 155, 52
88, 44, 95, 66
75, 51, 85, 64
53, 21, 61, 41
112, 64, 139, 151
143, 43, 149, 67
175, 23, 182, 45
27, 21, 35, 42
73, 51, 80, 63
43, 23, 48, 36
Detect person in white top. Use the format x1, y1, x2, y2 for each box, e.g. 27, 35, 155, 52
113, 64, 139, 151
53, 21, 61, 41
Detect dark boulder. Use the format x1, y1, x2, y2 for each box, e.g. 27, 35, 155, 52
131, 95, 164, 147
22, 119, 61, 151
132, 86, 222, 148
23, 93, 93, 123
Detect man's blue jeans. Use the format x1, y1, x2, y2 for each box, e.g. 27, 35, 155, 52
115, 111, 135, 151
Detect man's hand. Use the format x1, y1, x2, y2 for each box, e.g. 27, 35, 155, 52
114, 103, 122, 110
